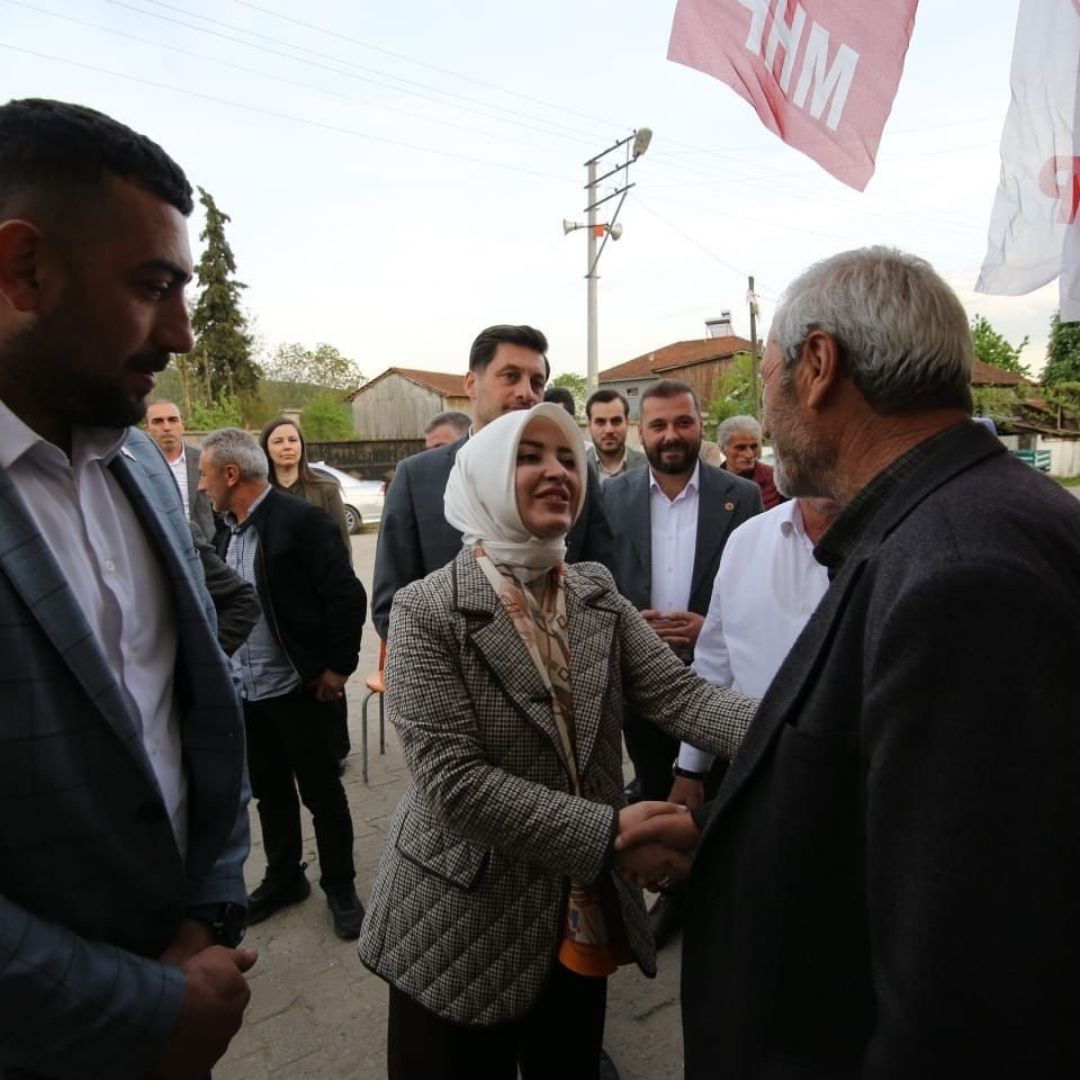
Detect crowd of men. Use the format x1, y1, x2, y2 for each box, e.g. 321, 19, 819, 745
2, 96, 1079, 1080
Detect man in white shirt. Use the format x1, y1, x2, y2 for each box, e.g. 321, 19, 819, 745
669, 496, 838, 809
0, 97, 253, 1078
145, 398, 217, 539
602, 379, 761, 944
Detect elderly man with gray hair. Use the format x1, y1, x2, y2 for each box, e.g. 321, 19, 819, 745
716, 413, 785, 509
199, 428, 369, 940
618, 247, 1080, 1078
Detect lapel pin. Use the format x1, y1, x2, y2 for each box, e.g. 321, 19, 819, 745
120, 446, 137, 461
724, 501, 735, 511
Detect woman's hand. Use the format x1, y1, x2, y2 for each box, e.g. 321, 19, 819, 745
614, 801, 695, 890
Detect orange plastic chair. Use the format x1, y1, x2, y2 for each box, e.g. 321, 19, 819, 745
359, 639, 387, 783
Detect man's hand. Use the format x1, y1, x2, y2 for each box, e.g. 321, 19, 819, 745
641, 610, 705, 652
158, 919, 215, 967
614, 801, 694, 890
150, 945, 257, 1080
616, 805, 702, 859
311, 668, 348, 702
667, 775, 706, 810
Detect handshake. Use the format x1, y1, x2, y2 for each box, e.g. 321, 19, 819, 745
612, 800, 702, 891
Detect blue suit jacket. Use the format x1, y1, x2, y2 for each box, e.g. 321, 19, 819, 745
0, 428, 248, 1079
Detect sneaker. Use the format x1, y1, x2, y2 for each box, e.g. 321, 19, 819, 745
325, 884, 365, 940
245, 869, 311, 926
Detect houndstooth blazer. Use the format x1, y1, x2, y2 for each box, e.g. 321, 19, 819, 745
357, 550, 755, 1025
0, 428, 248, 1079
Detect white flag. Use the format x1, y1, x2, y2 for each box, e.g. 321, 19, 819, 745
977, 0, 1080, 320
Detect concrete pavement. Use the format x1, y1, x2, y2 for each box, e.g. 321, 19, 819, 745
217, 528, 684, 1080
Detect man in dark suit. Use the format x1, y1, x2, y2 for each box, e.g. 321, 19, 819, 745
200, 428, 368, 941
604, 378, 761, 943
372, 324, 614, 638
145, 398, 217, 539
0, 98, 253, 1077
618, 247, 1080, 1078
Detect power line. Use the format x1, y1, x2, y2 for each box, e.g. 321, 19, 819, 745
230, 0, 625, 132
0, 41, 578, 183
3, 0, 351, 102
124, 0, 617, 146
4, 0, 577, 155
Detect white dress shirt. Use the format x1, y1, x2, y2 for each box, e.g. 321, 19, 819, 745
168, 443, 189, 510
678, 498, 830, 774
0, 399, 187, 857
648, 463, 700, 613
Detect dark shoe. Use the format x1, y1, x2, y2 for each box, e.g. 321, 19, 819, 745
647, 890, 684, 950
623, 776, 642, 804
326, 884, 365, 940
599, 1047, 621, 1080
246, 869, 311, 926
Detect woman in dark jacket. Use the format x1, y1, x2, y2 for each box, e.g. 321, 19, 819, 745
260, 417, 355, 765
259, 418, 352, 564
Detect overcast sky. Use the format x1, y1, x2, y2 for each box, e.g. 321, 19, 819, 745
1, 0, 1052, 381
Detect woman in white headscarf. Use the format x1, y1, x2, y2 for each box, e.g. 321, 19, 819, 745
358, 403, 755, 1080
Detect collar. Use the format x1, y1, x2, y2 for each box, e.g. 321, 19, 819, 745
0, 396, 126, 470
814, 422, 966, 575
648, 460, 701, 502
593, 444, 629, 476
225, 483, 273, 533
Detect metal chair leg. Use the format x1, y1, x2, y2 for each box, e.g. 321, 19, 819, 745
360, 689, 372, 783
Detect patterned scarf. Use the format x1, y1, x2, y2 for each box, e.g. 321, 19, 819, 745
475, 546, 621, 977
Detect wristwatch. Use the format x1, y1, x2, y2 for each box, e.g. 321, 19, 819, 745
187, 902, 247, 948
672, 761, 706, 781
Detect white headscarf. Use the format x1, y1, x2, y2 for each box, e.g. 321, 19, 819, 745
444, 402, 588, 573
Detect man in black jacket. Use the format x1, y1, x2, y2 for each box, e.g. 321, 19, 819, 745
201, 428, 368, 940
372, 324, 615, 639
618, 247, 1080, 1078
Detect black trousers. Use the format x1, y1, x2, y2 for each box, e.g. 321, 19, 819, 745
244, 688, 355, 889
387, 964, 607, 1080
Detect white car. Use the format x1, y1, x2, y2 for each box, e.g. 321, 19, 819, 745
311, 461, 385, 532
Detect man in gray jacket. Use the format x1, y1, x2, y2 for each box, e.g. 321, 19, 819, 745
0, 98, 253, 1078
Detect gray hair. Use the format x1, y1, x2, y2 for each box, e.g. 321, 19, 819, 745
202, 428, 269, 480
717, 414, 762, 447
771, 246, 972, 414
424, 410, 471, 437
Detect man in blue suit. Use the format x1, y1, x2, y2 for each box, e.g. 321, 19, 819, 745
0, 99, 253, 1078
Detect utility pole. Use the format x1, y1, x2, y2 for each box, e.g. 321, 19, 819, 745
748, 275, 760, 419
564, 128, 653, 392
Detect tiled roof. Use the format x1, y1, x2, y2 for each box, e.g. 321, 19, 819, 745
599, 335, 755, 382
970, 359, 1031, 387
346, 366, 467, 402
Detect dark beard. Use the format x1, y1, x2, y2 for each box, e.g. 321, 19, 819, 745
645, 440, 700, 475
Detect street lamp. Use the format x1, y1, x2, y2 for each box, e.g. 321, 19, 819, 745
563, 127, 652, 391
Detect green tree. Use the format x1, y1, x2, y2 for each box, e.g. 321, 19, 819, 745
187, 394, 244, 431
301, 391, 355, 441
264, 342, 364, 391
1043, 313, 1080, 385
190, 187, 259, 403
970, 314, 1029, 376
705, 352, 757, 428
970, 385, 1027, 425
551, 372, 587, 418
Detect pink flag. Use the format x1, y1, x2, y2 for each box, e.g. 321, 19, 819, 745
668, 0, 919, 190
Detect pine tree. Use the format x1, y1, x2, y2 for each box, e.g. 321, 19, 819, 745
189, 187, 259, 403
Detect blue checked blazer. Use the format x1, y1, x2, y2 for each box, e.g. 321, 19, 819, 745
0, 428, 248, 1079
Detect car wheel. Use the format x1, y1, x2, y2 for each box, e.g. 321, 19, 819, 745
344, 505, 360, 533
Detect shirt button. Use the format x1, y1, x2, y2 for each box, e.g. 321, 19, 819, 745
104, 559, 116, 573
